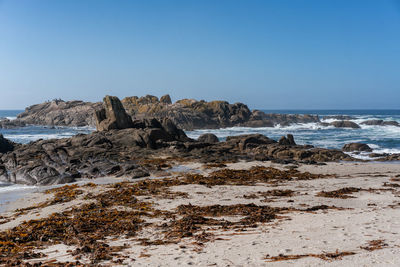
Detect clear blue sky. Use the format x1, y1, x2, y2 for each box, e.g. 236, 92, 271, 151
0, 0, 399, 109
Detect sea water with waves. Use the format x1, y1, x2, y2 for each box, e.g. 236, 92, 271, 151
187, 109, 400, 160
0, 109, 399, 211
0, 110, 94, 211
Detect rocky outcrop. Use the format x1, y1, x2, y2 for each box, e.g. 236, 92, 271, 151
120, 95, 321, 130
278, 134, 296, 146
0, 118, 190, 185
17, 99, 101, 127
361, 120, 399, 127
95, 96, 134, 131
198, 133, 219, 143
342, 143, 372, 152
0, 118, 355, 186
160, 94, 172, 104
330, 120, 360, 129
0, 134, 15, 153
0, 119, 26, 129
122, 95, 253, 130
11, 94, 323, 130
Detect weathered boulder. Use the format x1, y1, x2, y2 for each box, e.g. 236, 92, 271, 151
0, 134, 14, 153
330, 120, 360, 129
197, 133, 219, 143
95, 96, 134, 131
361, 120, 399, 127
160, 94, 172, 104
226, 134, 276, 151
278, 134, 296, 146
342, 143, 372, 152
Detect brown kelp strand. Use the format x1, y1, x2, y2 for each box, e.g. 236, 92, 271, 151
264, 250, 356, 262
316, 187, 361, 199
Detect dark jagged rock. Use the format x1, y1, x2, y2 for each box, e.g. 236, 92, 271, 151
0, 121, 356, 186
278, 134, 296, 146
0, 134, 15, 153
330, 120, 360, 129
361, 120, 399, 127
226, 134, 277, 151
0, 117, 190, 185
17, 99, 101, 127
342, 143, 373, 152
95, 96, 134, 131
160, 94, 172, 104
197, 133, 219, 143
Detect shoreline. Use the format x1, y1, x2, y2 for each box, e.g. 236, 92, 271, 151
1, 160, 400, 265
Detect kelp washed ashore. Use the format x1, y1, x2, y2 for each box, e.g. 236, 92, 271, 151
0, 162, 400, 266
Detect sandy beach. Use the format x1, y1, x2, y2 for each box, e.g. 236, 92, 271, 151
1, 160, 399, 266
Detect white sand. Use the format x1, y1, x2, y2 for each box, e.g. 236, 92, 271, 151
1, 161, 400, 266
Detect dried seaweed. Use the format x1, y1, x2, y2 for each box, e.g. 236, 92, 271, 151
317, 187, 361, 199
265, 250, 355, 262
0, 166, 337, 265
360, 239, 388, 251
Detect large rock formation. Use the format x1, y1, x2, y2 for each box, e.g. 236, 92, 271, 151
95, 96, 134, 131
9, 94, 323, 130
121, 95, 253, 130
17, 99, 101, 127
15, 94, 393, 131
0, 114, 354, 186
198, 133, 219, 143
0, 117, 191, 185
120, 95, 322, 130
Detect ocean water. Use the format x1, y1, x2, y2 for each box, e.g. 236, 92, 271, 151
186, 110, 400, 160
0, 110, 94, 144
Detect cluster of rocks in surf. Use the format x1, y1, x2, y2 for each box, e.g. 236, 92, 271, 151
0, 96, 356, 186
6, 94, 399, 130
2, 94, 399, 130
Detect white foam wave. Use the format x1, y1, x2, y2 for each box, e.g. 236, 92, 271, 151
4, 133, 78, 142
0, 183, 37, 193
373, 148, 400, 154
5, 116, 17, 120
275, 123, 335, 130
344, 152, 377, 160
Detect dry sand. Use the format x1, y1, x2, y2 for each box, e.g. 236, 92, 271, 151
1, 161, 400, 266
